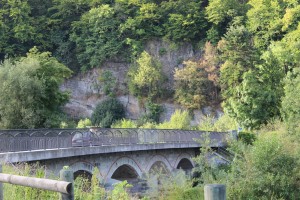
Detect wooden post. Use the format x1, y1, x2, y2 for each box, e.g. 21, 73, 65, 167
204, 184, 226, 200
60, 168, 74, 200
0, 164, 3, 200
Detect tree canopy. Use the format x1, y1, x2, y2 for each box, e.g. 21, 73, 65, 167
1, 0, 300, 130
0, 47, 72, 129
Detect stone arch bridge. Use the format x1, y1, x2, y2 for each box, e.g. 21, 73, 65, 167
0, 128, 233, 186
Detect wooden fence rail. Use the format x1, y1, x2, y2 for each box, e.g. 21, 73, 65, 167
0, 165, 74, 200
0, 164, 226, 200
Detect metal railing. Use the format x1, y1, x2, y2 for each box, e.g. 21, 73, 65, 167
0, 128, 229, 153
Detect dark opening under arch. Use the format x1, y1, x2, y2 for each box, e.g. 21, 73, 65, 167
149, 161, 170, 175
111, 164, 139, 181
74, 170, 93, 191
74, 170, 92, 181
176, 158, 193, 171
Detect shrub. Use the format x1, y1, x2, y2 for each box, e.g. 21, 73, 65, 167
111, 119, 137, 128
108, 181, 132, 200
197, 115, 215, 131
77, 118, 92, 128
157, 110, 191, 130
91, 98, 125, 128
213, 113, 238, 131
198, 132, 300, 200
238, 132, 256, 145
281, 68, 300, 134
128, 51, 166, 99
144, 101, 163, 123
139, 122, 157, 129
180, 187, 204, 200
98, 70, 116, 96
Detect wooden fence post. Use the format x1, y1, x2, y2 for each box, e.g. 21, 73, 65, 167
0, 164, 3, 200
204, 184, 226, 200
60, 167, 74, 200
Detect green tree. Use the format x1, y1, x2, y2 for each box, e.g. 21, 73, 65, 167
218, 24, 266, 128
120, 2, 163, 41
219, 22, 285, 129
91, 98, 125, 128
265, 21, 300, 132
219, 25, 258, 97
225, 68, 282, 129
206, 0, 248, 27
98, 70, 116, 96
71, 4, 124, 70
0, 48, 72, 129
48, 0, 92, 72
246, 0, 297, 49
281, 68, 300, 134
161, 0, 207, 42
0, 0, 37, 59
128, 51, 166, 99
174, 42, 220, 109
174, 61, 212, 109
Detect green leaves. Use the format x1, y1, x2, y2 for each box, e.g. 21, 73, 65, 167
281, 68, 300, 134
71, 4, 124, 70
225, 69, 282, 129
0, 48, 72, 129
206, 0, 248, 26
246, 0, 298, 49
128, 51, 166, 98
91, 98, 125, 128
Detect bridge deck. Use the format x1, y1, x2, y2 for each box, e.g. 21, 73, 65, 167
0, 128, 229, 163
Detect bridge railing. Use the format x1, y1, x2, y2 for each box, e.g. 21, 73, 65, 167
0, 128, 230, 153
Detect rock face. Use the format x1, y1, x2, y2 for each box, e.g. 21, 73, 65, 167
61, 40, 220, 123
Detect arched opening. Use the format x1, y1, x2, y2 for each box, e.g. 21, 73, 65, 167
74, 170, 93, 181
74, 170, 93, 191
176, 158, 194, 174
149, 161, 170, 175
111, 164, 139, 181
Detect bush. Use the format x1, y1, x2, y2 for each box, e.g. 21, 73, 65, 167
146, 101, 163, 123
238, 132, 256, 145
180, 187, 204, 200
98, 70, 116, 96
91, 98, 125, 128
111, 119, 137, 128
197, 115, 215, 131
157, 110, 191, 130
77, 118, 92, 128
128, 51, 166, 99
213, 113, 238, 131
198, 132, 300, 200
140, 101, 163, 124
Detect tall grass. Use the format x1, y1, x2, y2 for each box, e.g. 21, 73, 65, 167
3, 163, 59, 200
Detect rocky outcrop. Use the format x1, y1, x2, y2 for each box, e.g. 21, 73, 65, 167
61, 40, 220, 123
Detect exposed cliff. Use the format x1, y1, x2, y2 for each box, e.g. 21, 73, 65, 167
61, 40, 221, 125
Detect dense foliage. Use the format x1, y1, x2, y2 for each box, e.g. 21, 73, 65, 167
2, 0, 300, 130
91, 98, 125, 128
194, 129, 300, 200
0, 47, 72, 129
128, 51, 166, 99
174, 42, 220, 109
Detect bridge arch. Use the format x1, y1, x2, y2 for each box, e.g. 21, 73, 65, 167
105, 156, 143, 183
174, 153, 195, 171
69, 161, 102, 180
145, 154, 172, 174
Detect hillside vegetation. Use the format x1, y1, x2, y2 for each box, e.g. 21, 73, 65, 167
2, 1, 300, 199
0, 0, 300, 133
